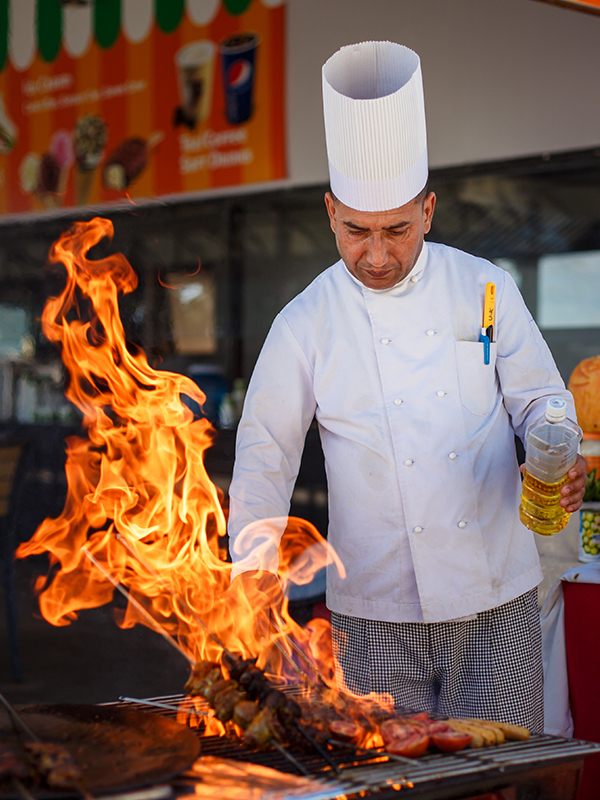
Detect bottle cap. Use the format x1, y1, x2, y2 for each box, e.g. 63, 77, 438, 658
545, 397, 567, 423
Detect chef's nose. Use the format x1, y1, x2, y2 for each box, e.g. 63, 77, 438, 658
366, 234, 389, 267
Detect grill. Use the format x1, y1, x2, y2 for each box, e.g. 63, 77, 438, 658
108, 692, 600, 800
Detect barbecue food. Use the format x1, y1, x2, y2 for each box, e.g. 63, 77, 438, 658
431, 731, 474, 752
25, 742, 84, 790
386, 732, 430, 758
329, 719, 360, 741
185, 656, 301, 750
445, 717, 530, 747
0, 744, 28, 782
184, 656, 529, 759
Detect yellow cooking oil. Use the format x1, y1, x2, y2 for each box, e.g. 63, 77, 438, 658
519, 470, 570, 536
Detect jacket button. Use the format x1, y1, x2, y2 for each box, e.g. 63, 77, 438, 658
394, 398, 403, 406
411, 275, 419, 283
413, 526, 424, 533
426, 329, 435, 336
381, 337, 391, 345
458, 520, 467, 529
437, 390, 446, 397
449, 452, 458, 460
404, 459, 414, 466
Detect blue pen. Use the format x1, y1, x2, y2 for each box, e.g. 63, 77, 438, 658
480, 326, 490, 365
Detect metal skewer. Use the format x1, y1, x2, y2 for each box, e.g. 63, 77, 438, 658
11, 779, 37, 800
114, 534, 237, 661
294, 722, 341, 774
267, 738, 313, 778
0, 692, 40, 742
268, 619, 331, 690
81, 547, 195, 665
118, 697, 208, 718
269, 634, 313, 685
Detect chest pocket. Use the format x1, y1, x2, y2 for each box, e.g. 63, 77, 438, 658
455, 340, 498, 415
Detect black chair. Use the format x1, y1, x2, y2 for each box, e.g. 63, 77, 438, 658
0, 443, 24, 683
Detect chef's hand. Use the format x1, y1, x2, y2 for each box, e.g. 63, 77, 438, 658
230, 569, 285, 642
520, 454, 587, 513
559, 454, 588, 512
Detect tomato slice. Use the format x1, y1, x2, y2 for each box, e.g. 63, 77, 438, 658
329, 719, 360, 740
431, 731, 473, 752
406, 711, 431, 723
385, 733, 430, 758
425, 720, 453, 734
379, 719, 426, 743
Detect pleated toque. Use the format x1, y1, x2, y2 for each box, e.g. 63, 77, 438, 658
322, 41, 428, 212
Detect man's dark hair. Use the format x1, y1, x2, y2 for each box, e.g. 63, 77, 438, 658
413, 182, 430, 206
328, 183, 430, 207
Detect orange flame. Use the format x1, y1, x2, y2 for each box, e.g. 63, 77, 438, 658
16, 218, 343, 676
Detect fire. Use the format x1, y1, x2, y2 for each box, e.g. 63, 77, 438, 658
16, 217, 343, 677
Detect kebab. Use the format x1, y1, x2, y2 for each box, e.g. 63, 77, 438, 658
184, 657, 303, 749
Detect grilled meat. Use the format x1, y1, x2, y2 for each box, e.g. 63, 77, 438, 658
243, 708, 282, 749
232, 700, 259, 729
25, 743, 83, 790
186, 658, 303, 749
0, 744, 28, 783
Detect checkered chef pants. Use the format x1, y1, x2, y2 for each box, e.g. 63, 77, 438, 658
331, 589, 543, 733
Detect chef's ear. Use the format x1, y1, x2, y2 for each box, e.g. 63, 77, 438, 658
423, 192, 436, 234
324, 191, 338, 233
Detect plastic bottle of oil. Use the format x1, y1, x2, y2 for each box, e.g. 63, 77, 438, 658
519, 397, 582, 536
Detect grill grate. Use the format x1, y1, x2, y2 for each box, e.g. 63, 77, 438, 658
108, 693, 600, 797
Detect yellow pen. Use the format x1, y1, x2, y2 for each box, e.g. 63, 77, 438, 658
483, 282, 495, 342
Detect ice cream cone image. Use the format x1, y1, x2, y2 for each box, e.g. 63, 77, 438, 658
19, 152, 61, 209
75, 167, 96, 205
37, 152, 63, 208
49, 129, 75, 206
0, 93, 17, 153
73, 114, 108, 206
103, 131, 164, 192
19, 153, 41, 196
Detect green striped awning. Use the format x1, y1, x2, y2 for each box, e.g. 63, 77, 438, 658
4, 0, 275, 72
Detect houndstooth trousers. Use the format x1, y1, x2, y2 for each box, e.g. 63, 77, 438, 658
331, 589, 544, 733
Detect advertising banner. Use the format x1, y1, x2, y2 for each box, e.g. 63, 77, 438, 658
532, 0, 600, 15
0, 0, 286, 216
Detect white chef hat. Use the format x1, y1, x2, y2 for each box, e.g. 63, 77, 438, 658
322, 41, 428, 212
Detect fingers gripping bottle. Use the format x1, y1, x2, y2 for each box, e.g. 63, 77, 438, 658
520, 397, 582, 536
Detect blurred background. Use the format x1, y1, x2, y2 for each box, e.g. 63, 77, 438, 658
1, 0, 600, 704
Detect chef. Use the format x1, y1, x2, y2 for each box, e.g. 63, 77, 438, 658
227, 41, 587, 731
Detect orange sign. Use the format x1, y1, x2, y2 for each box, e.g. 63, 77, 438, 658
0, 0, 286, 216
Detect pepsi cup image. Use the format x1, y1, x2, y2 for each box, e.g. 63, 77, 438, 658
219, 32, 260, 125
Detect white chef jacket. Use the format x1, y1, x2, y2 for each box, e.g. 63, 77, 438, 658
228, 241, 575, 623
